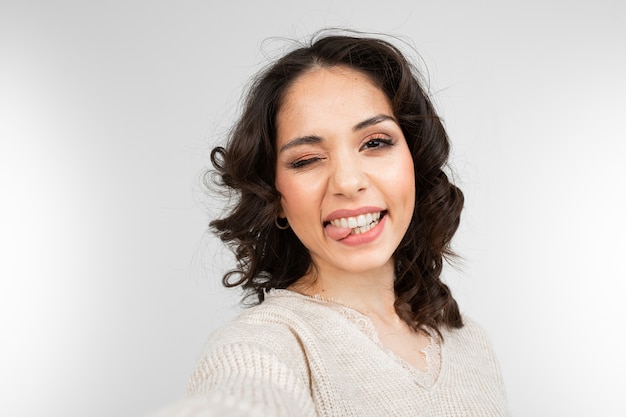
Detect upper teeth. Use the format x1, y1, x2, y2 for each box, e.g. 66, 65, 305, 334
329, 212, 381, 229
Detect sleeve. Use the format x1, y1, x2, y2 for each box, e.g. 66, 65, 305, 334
149, 321, 317, 417
148, 395, 268, 417
149, 390, 310, 417
184, 342, 316, 417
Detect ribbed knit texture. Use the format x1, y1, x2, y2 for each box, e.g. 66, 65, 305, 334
153, 290, 510, 417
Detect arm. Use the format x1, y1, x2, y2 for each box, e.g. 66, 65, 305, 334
181, 341, 316, 417
148, 315, 317, 417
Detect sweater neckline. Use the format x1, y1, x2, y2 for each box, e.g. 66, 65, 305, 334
266, 288, 443, 389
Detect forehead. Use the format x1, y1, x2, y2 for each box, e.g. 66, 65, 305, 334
276, 66, 392, 138
281, 65, 384, 107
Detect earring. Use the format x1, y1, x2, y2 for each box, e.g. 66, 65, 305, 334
274, 216, 290, 230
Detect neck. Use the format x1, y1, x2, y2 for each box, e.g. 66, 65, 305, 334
290, 259, 398, 319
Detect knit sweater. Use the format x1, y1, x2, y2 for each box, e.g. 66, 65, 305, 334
154, 289, 509, 417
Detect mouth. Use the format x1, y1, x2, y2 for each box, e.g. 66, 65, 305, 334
324, 210, 387, 235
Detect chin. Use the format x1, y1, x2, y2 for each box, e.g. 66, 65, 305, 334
335, 255, 395, 275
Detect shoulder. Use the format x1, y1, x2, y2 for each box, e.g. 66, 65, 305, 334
442, 315, 507, 385
451, 316, 494, 343
204, 289, 332, 350
181, 292, 320, 416
441, 315, 499, 354
186, 290, 334, 396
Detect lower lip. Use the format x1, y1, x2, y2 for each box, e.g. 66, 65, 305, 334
336, 214, 387, 246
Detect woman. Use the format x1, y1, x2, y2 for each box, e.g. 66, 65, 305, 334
157, 32, 509, 417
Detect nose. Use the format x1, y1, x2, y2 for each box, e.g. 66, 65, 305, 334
328, 154, 369, 198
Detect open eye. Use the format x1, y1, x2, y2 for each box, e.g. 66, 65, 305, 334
362, 137, 393, 150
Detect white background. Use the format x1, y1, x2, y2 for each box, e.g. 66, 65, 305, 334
1, 1, 625, 416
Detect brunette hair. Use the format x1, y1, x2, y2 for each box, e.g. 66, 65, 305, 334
209, 31, 464, 332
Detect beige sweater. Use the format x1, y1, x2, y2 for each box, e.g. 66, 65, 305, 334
154, 290, 509, 417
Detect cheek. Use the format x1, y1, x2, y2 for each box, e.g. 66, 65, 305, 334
276, 174, 323, 215
394, 154, 416, 208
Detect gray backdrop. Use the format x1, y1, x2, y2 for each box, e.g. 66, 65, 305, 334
1, 0, 625, 416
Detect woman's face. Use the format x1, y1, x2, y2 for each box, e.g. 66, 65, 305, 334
275, 66, 415, 277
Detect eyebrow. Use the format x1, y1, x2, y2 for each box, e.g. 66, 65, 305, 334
279, 114, 397, 153
353, 114, 396, 132
278, 135, 323, 153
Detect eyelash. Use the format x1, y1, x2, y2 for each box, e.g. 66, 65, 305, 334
288, 136, 394, 170
290, 156, 324, 169
362, 136, 394, 149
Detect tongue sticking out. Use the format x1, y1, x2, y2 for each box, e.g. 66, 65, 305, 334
325, 223, 353, 241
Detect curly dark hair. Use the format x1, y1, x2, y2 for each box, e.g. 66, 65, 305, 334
209, 32, 464, 333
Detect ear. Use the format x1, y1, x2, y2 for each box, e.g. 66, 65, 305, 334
276, 198, 286, 218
